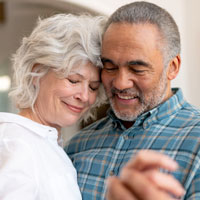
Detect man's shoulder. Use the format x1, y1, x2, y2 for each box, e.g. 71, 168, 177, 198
171, 88, 200, 120
179, 100, 200, 121
171, 101, 200, 134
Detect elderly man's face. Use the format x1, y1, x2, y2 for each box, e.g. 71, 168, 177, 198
34, 62, 100, 130
101, 23, 174, 122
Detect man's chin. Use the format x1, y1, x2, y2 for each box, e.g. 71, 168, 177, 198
112, 109, 138, 121
110, 100, 142, 120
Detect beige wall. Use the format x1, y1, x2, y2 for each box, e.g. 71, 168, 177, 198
1, 0, 200, 142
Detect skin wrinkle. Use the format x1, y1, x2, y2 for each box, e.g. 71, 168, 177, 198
109, 69, 167, 122
20, 62, 100, 135
101, 23, 173, 125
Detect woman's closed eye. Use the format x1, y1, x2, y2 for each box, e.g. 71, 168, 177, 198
67, 78, 79, 84
89, 82, 100, 92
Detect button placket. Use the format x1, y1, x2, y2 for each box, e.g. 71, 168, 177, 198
106, 129, 126, 178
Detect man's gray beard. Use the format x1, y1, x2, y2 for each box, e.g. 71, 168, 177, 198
109, 70, 168, 122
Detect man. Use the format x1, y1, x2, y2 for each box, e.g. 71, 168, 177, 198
65, 1, 200, 200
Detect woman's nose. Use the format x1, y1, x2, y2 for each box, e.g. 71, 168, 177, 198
75, 84, 89, 102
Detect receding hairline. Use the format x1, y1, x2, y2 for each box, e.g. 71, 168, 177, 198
103, 21, 166, 57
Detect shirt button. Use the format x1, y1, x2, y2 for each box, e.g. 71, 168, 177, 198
123, 135, 128, 140
109, 171, 114, 176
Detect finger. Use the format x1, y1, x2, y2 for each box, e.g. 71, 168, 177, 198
126, 150, 178, 171
120, 169, 183, 200
106, 176, 137, 200
144, 169, 185, 197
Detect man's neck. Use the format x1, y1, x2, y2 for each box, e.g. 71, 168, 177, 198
122, 121, 135, 129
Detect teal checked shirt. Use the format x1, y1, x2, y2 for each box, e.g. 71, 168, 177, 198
65, 88, 200, 200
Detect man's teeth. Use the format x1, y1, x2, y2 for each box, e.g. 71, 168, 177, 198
117, 94, 137, 100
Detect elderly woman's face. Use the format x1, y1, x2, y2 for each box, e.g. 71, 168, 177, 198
34, 62, 100, 129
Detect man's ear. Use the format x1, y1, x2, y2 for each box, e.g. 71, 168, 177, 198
167, 55, 181, 80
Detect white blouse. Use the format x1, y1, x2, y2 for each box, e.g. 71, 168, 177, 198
0, 112, 82, 200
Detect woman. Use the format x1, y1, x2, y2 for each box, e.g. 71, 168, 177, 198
0, 14, 107, 199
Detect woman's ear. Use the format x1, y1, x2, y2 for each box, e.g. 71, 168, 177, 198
167, 55, 181, 80
32, 64, 40, 86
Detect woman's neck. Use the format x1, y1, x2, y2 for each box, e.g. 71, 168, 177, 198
19, 108, 61, 138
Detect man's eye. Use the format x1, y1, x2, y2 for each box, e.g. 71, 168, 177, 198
132, 69, 144, 73
130, 68, 146, 74
102, 62, 118, 72
103, 67, 118, 73
105, 68, 117, 71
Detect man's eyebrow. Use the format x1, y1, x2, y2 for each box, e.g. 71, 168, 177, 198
101, 57, 115, 65
128, 60, 150, 67
101, 58, 152, 68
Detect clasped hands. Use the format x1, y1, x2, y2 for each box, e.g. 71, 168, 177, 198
106, 150, 185, 200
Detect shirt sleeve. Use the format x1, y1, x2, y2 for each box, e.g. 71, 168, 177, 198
184, 170, 200, 199
0, 139, 39, 199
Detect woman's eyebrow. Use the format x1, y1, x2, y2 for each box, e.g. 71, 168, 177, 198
69, 73, 100, 82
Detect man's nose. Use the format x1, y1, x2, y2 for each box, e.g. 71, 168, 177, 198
112, 68, 133, 90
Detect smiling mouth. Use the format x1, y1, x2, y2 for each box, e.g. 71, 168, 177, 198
117, 93, 138, 100
63, 102, 84, 113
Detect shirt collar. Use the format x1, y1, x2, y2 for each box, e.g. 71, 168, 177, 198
108, 88, 185, 129
0, 112, 59, 142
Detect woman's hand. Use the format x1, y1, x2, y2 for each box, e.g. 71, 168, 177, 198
106, 150, 185, 200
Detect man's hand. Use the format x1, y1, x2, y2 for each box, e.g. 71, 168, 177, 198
106, 150, 185, 200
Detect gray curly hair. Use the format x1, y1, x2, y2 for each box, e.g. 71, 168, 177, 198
104, 1, 181, 67
9, 13, 108, 122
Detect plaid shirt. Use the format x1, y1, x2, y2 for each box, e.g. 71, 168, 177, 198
65, 88, 200, 200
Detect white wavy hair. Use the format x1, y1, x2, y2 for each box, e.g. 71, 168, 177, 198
9, 13, 108, 122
